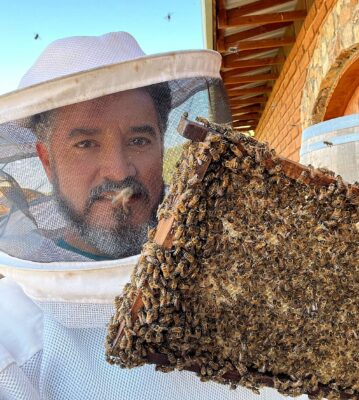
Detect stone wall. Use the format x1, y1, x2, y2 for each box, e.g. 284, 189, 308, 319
255, 0, 359, 162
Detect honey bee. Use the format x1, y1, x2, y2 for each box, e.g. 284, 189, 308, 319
169, 326, 183, 338
230, 144, 243, 158
155, 248, 165, 263
209, 147, 221, 161
186, 210, 197, 225
196, 151, 210, 165
195, 116, 210, 126
182, 251, 195, 263
224, 158, 240, 171
141, 295, 152, 310
111, 187, 134, 214
188, 194, 200, 208
241, 156, 253, 172
145, 308, 158, 324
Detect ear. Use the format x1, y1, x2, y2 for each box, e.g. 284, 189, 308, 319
36, 142, 53, 182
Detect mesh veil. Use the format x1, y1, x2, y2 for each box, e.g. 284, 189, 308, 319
0, 70, 231, 262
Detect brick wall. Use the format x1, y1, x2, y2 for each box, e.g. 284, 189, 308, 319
255, 0, 358, 162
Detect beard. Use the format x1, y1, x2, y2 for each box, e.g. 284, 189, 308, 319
52, 173, 164, 259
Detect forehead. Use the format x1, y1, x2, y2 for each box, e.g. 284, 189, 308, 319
51, 88, 158, 132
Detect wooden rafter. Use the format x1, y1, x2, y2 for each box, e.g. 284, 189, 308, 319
225, 21, 292, 47
222, 48, 280, 66
222, 67, 271, 80
234, 37, 295, 51
229, 0, 294, 18
220, 10, 307, 29
233, 113, 260, 121
223, 55, 285, 70
231, 105, 262, 114
229, 95, 268, 106
232, 125, 256, 131
225, 73, 278, 84
227, 86, 272, 96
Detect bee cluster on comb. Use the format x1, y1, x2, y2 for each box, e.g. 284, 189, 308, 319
106, 117, 359, 400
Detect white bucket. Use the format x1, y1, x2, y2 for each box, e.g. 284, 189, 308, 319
300, 114, 359, 183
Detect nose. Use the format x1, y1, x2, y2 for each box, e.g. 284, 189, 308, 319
99, 144, 137, 182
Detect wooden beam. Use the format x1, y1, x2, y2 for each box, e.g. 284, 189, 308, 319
219, 10, 307, 29
217, 0, 227, 33
229, 95, 268, 106
223, 56, 285, 70
227, 86, 272, 96
225, 73, 278, 84
232, 113, 260, 121
225, 22, 292, 47
234, 37, 295, 51
232, 125, 257, 131
222, 66, 271, 80
222, 48, 280, 66
217, 30, 226, 53
229, 0, 294, 18
231, 105, 262, 114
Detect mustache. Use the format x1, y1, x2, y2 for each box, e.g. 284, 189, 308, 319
84, 177, 150, 212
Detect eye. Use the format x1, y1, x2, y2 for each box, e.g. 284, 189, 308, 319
129, 137, 151, 147
74, 140, 99, 149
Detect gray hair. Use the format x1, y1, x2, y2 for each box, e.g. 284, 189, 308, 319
30, 82, 172, 142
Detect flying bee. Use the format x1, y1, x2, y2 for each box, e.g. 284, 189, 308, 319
323, 140, 333, 147
164, 12, 173, 21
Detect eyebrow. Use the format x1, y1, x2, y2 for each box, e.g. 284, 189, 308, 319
68, 128, 101, 138
129, 125, 157, 137
68, 125, 158, 139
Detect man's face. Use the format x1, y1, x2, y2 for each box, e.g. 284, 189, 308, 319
37, 89, 164, 257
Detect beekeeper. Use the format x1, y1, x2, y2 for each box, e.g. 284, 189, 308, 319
0, 32, 297, 399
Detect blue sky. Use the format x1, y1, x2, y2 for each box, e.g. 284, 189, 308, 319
0, 0, 204, 94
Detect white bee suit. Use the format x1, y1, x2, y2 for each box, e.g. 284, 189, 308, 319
0, 256, 307, 400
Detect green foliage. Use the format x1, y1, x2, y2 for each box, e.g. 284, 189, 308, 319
163, 144, 183, 184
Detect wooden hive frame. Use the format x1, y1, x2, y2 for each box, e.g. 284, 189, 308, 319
108, 116, 359, 399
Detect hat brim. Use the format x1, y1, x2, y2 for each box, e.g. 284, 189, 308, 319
0, 50, 222, 124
